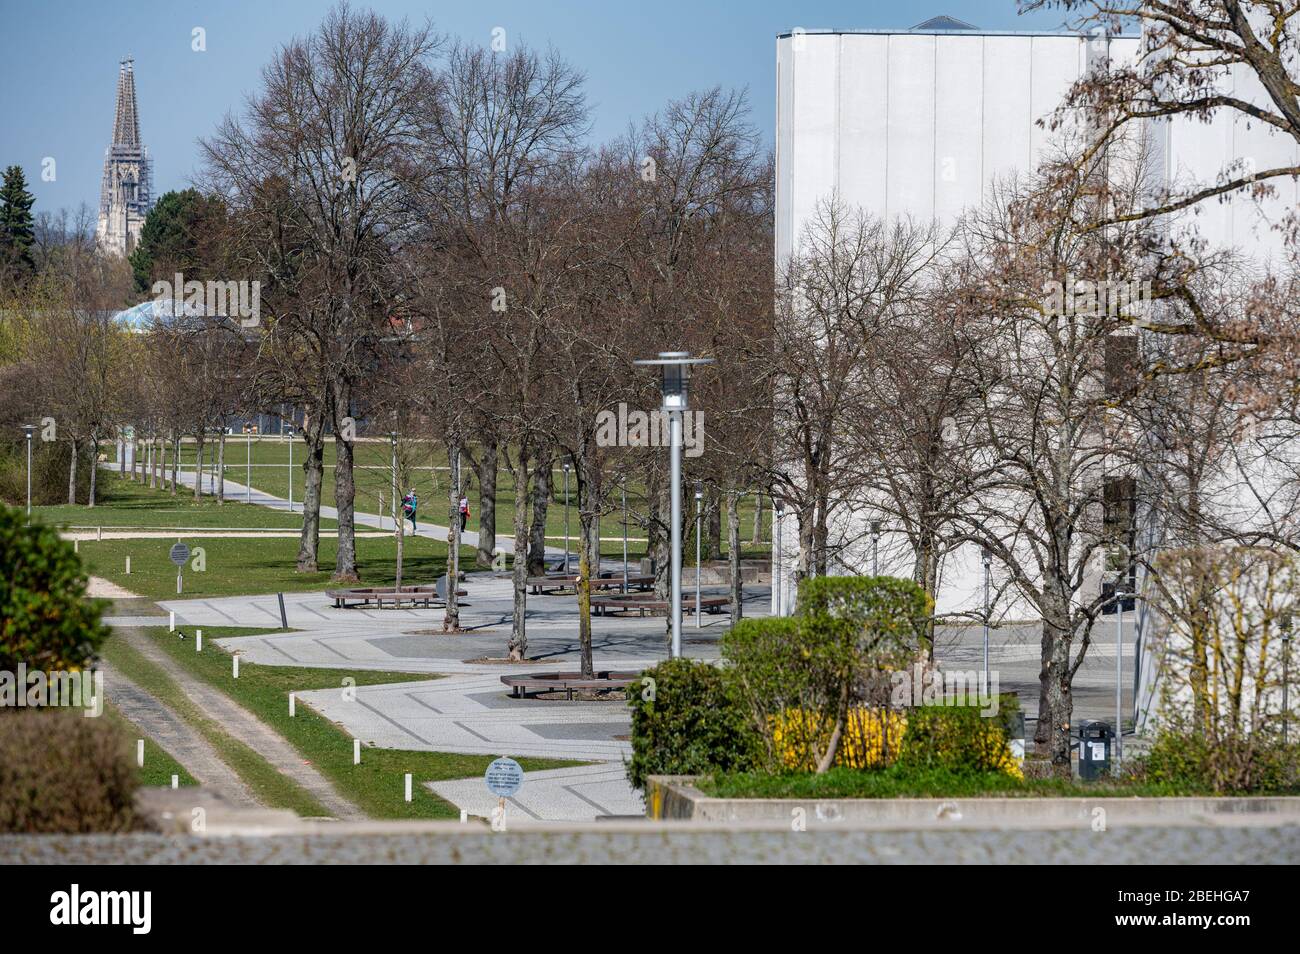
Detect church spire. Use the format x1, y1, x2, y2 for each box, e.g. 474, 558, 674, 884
112, 57, 141, 148
96, 56, 153, 257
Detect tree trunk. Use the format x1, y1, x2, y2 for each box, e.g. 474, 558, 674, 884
330, 387, 359, 582
193, 436, 204, 500
170, 433, 180, 495
443, 442, 462, 632
576, 444, 600, 679
88, 431, 98, 508
727, 489, 743, 623
705, 485, 722, 561
67, 437, 78, 505
297, 407, 327, 573
508, 452, 531, 660
476, 440, 498, 567
527, 448, 552, 575
215, 432, 226, 503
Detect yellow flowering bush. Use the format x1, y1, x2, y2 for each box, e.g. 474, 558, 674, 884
770, 707, 909, 770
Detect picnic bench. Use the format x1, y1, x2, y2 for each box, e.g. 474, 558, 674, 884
589, 593, 730, 617
526, 573, 654, 595
500, 670, 639, 700
326, 583, 466, 609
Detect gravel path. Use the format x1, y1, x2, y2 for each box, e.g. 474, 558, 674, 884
114, 626, 365, 821
101, 659, 260, 808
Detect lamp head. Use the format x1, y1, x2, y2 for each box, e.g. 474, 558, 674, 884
633, 351, 714, 412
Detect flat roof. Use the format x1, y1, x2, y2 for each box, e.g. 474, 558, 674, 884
776, 29, 1140, 39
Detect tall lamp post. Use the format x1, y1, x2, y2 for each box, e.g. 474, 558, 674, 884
694, 481, 704, 629
773, 497, 785, 617
390, 432, 398, 533
21, 424, 34, 520
634, 351, 713, 658
1114, 578, 1127, 767
286, 426, 294, 513
1282, 612, 1292, 746
621, 480, 629, 593
245, 427, 252, 503
870, 520, 881, 576
562, 461, 571, 575
982, 546, 991, 696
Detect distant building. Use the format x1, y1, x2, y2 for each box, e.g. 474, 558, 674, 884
95, 57, 153, 257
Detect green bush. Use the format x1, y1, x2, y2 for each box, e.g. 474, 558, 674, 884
625, 658, 761, 789
897, 697, 1022, 777
0, 504, 110, 672
722, 577, 929, 772
0, 439, 90, 507
0, 709, 139, 832
1142, 727, 1297, 794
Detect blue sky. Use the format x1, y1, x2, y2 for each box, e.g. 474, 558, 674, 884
0, 1, 1069, 218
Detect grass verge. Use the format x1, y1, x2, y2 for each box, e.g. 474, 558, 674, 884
102, 702, 198, 789
99, 632, 330, 817
138, 625, 581, 819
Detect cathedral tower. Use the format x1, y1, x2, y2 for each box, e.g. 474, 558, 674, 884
95, 57, 153, 256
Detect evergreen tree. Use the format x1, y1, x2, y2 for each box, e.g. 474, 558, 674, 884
128, 188, 214, 292
0, 164, 36, 282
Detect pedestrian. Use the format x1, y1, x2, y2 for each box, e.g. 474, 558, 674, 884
458, 494, 470, 531
402, 489, 418, 531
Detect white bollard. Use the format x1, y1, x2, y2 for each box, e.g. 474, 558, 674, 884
125, 555, 131, 574
169, 611, 175, 632
404, 773, 412, 802
137, 739, 144, 768
171, 775, 178, 789
460, 808, 468, 824
233, 655, 239, 678
196, 629, 202, 652
97, 526, 102, 542
289, 692, 295, 717
354, 739, 361, 765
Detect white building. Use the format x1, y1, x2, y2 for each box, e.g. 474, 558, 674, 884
771, 17, 1299, 621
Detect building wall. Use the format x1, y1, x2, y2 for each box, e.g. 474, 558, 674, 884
772, 27, 1298, 618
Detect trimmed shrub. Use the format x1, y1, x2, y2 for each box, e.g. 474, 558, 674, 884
0, 709, 139, 832
723, 577, 929, 772
897, 697, 1022, 778
0, 504, 109, 673
625, 658, 761, 788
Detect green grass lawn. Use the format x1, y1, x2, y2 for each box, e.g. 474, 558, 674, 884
33, 471, 335, 530
102, 702, 198, 789
199, 437, 773, 557
134, 625, 579, 819
77, 524, 478, 601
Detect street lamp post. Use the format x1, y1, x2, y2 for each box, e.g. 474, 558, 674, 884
982, 546, 991, 696
562, 461, 571, 576
1282, 612, 1292, 746
287, 426, 294, 513
246, 428, 252, 503
871, 520, 881, 576
695, 482, 704, 629
634, 351, 713, 657
773, 497, 785, 617
390, 432, 398, 534
1115, 579, 1127, 767
621, 481, 629, 593
21, 424, 34, 520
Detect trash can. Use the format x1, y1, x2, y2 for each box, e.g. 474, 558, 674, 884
1077, 721, 1114, 780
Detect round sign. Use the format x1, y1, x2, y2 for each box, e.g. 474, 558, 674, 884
484, 757, 524, 797
169, 542, 191, 567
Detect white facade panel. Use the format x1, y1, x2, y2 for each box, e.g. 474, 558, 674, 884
836, 34, 889, 219
981, 35, 1034, 193
933, 35, 984, 222
885, 34, 937, 221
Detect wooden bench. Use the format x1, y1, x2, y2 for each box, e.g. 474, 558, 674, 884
500, 670, 639, 700
526, 574, 654, 595
589, 594, 730, 617
325, 585, 466, 609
